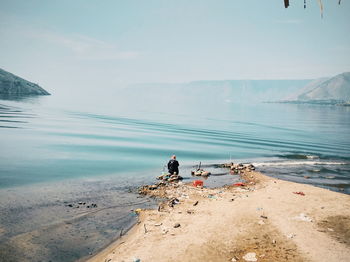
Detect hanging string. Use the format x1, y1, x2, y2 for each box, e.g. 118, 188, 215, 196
317, 0, 324, 18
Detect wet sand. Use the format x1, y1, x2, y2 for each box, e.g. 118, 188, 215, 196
87, 170, 350, 262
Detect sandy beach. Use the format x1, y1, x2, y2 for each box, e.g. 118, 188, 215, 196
86, 168, 350, 262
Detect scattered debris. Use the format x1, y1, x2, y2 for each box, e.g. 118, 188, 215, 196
144, 224, 148, 234
193, 200, 199, 206
168, 198, 180, 207
154, 223, 162, 226
293, 191, 305, 196
193, 180, 204, 187
233, 182, 246, 187
157, 173, 183, 183
242, 252, 257, 261
260, 215, 268, 219
223, 162, 255, 174
174, 223, 181, 228
191, 162, 211, 177
258, 220, 265, 225
287, 233, 296, 239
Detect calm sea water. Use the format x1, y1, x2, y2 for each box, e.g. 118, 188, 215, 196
0, 90, 349, 262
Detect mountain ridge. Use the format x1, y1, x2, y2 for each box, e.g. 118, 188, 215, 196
0, 68, 50, 96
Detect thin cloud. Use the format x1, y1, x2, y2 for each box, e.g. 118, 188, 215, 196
3, 24, 140, 61
40, 31, 140, 60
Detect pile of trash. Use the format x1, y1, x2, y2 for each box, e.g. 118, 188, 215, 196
191, 162, 211, 177
191, 169, 210, 177
222, 163, 255, 174
157, 173, 183, 182
138, 173, 183, 195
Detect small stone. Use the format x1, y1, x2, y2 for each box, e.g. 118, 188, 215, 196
243, 252, 257, 261
272, 239, 276, 244
231, 257, 237, 262
287, 233, 296, 239
258, 220, 265, 225
174, 223, 181, 228
327, 228, 334, 232
148, 185, 158, 190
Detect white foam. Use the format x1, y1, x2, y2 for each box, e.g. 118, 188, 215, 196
253, 161, 347, 167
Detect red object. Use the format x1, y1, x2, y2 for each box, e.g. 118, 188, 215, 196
233, 182, 245, 187
293, 191, 305, 196
193, 180, 203, 187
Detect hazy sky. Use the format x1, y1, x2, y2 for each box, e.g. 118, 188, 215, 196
0, 0, 349, 94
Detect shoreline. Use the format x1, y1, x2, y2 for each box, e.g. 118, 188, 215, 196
87, 168, 350, 262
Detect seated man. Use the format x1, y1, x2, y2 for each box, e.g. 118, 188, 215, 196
167, 155, 179, 175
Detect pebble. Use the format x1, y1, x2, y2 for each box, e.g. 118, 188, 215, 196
243, 252, 257, 261
174, 223, 181, 228
293, 213, 312, 222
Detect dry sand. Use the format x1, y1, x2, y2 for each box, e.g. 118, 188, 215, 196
87, 170, 350, 262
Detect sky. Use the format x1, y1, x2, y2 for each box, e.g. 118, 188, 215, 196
0, 0, 349, 95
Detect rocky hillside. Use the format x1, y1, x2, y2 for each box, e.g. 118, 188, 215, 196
284, 72, 350, 104
0, 68, 50, 96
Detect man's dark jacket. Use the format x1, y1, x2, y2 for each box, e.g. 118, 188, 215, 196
167, 159, 179, 174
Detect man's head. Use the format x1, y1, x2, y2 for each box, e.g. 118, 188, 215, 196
171, 155, 176, 160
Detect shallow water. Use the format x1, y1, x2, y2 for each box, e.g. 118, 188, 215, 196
0, 90, 349, 261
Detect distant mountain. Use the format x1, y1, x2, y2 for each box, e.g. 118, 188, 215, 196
281, 72, 350, 105
0, 68, 50, 96
126, 80, 311, 105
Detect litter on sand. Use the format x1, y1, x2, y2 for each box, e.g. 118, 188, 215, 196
293, 213, 313, 222
293, 191, 305, 196
242, 252, 257, 261
233, 182, 246, 187
193, 180, 203, 187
